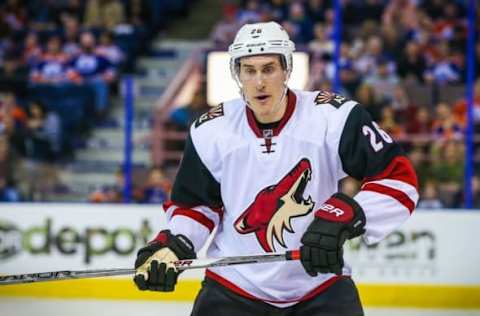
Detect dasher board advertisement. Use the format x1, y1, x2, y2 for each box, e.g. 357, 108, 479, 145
1, 204, 479, 286
345, 210, 480, 285
0, 203, 166, 274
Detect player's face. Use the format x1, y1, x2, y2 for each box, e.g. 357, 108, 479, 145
238, 55, 288, 123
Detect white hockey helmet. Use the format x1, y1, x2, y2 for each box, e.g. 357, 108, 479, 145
228, 21, 295, 84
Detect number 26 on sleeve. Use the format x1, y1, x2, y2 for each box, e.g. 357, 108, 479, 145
362, 122, 393, 152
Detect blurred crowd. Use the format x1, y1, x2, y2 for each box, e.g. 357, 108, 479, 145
208, 0, 480, 208
1, 0, 479, 208
0, 0, 194, 202
88, 166, 172, 204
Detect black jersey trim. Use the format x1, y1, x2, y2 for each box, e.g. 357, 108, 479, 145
171, 134, 223, 208
339, 105, 403, 180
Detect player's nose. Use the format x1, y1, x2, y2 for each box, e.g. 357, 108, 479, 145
254, 76, 265, 89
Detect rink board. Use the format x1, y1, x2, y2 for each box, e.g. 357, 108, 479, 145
1, 278, 480, 309
0, 204, 479, 308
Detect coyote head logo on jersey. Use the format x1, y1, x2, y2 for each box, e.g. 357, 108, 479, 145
234, 158, 315, 252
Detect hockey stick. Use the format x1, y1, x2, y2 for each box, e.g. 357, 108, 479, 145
0, 250, 300, 286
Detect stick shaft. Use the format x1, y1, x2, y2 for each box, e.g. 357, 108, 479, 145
0, 250, 300, 285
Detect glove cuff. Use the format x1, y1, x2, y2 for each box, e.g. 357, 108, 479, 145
139, 230, 196, 260
314, 192, 366, 238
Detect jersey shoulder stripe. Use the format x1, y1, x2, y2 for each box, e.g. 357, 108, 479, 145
313, 90, 351, 109
295, 89, 357, 118
190, 98, 243, 136
194, 103, 225, 128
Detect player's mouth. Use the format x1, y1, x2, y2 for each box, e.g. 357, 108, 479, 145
255, 94, 271, 105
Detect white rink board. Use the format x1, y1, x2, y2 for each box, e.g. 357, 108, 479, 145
0, 204, 479, 287
0, 203, 167, 274
345, 211, 480, 285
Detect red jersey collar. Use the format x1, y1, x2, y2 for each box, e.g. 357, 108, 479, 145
246, 89, 297, 138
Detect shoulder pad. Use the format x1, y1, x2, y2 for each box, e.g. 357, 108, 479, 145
314, 90, 350, 109
194, 103, 225, 128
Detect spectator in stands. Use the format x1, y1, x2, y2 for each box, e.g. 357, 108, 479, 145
407, 145, 431, 189
125, 0, 150, 28
60, 14, 81, 57
286, 2, 314, 44
84, 0, 125, 32
269, 0, 289, 21
322, 8, 336, 40
451, 175, 480, 209
470, 175, 480, 209
0, 92, 26, 125
420, 0, 446, 19
382, 0, 417, 30
56, 0, 86, 23
354, 35, 389, 77
89, 167, 125, 203
355, 83, 384, 122
96, 31, 124, 67
306, 0, 328, 24
364, 56, 399, 102
22, 32, 42, 67
397, 41, 427, 83
237, 0, 262, 25
476, 41, 480, 80
452, 78, 480, 131
390, 85, 411, 113
0, 32, 15, 63
430, 140, 464, 207
381, 24, 403, 61
411, 15, 437, 64
424, 41, 462, 85
169, 90, 211, 131
432, 102, 463, 141
432, 2, 464, 42
24, 100, 62, 162
0, 92, 27, 154
30, 35, 70, 84
67, 31, 116, 116
308, 23, 334, 61
210, 4, 239, 49
417, 180, 444, 209
0, 134, 21, 202
378, 104, 405, 139
405, 106, 433, 136
309, 42, 358, 96
357, 0, 385, 24
2, 0, 28, 33
337, 42, 361, 95
0, 53, 28, 96
138, 167, 171, 204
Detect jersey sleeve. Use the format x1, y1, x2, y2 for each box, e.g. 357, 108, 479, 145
163, 134, 224, 252
338, 104, 419, 245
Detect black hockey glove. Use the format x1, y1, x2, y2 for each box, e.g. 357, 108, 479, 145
300, 193, 366, 276
134, 230, 196, 292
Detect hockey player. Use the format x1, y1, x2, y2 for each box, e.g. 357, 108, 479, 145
133, 21, 418, 315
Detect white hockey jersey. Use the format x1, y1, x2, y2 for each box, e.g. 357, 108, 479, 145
163, 89, 418, 307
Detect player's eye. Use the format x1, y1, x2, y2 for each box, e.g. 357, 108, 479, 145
263, 66, 274, 74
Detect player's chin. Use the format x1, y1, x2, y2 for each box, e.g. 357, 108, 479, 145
252, 99, 273, 110
252, 105, 273, 118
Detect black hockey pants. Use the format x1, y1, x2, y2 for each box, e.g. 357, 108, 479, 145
190, 276, 364, 316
